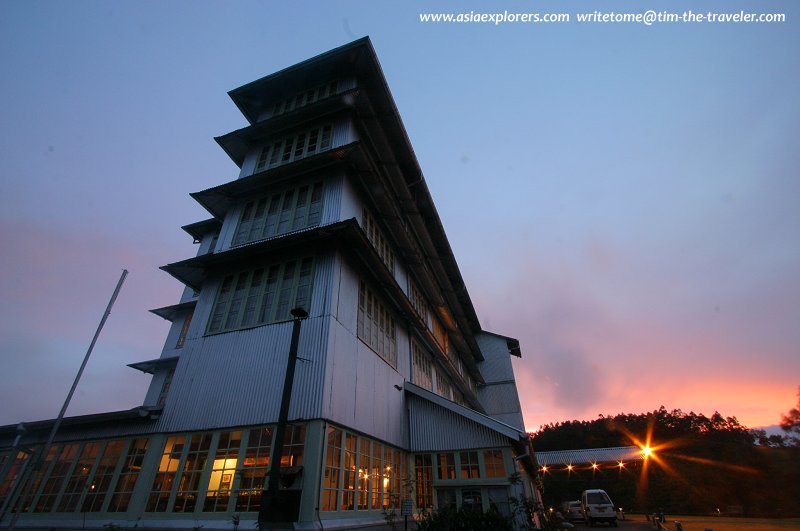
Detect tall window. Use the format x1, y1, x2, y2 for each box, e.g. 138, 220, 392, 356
342, 433, 357, 510
157, 369, 174, 409
204, 431, 243, 512
172, 433, 212, 513
437, 453, 456, 480
409, 281, 429, 324
176, 311, 193, 348
58, 442, 101, 512
146, 435, 185, 512
207, 257, 314, 334
322, 427, 342, 511
431, 317, 448, 353
255, 124, 333, 171
414, 454, 433, 509
436, 368, 453, 401
82, 440, 126, 512
280, 424, 306, 467
107, 438, 149, 512
357, 280, 397, 367
236, 426, 272, 513
363, 209, 394, 273
35, 443, 79, 512
0, 451, 29, 508
232, 181, 324, 246
412, 342, 433, 391
322, 426, 405, 513
357, 439, 370, 510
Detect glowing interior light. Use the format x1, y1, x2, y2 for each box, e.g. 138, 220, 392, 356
642, 446, 653, 458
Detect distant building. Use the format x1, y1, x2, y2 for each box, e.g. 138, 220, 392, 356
0, 37, 538, 530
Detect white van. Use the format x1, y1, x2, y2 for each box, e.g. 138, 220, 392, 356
581, 489, 617, 527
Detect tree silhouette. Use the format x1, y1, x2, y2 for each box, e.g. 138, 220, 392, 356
780, 386, 800, 437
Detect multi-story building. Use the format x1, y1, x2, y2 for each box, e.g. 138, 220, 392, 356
0, 38, 538, 530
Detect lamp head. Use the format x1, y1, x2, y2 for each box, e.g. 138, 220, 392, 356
290, 307, 309, 319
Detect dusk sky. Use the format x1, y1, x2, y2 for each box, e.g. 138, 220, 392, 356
1, 1, 798, 433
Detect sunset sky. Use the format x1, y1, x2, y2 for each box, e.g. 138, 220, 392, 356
1, 0, 798, 433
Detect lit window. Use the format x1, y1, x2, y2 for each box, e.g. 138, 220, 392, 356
204, 431, 243, 512
415, 454, 434, 509
483, 450, 506, 478
437, 453, 456, 480
460, 451, 480, 479
322, 426, 405, 513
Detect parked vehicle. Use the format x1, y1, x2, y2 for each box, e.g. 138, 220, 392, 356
559, 500, 583, 522
581, 489, 617, 527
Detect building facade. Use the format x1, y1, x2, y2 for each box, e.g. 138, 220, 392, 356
0, 38, 538, 530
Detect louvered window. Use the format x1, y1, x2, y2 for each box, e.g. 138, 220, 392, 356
233, 181, 323, 246
255, 124, 333, 172
272, 80, 339, 116
357, 280, 397, 368
412, 341, 433, 391
363, 209, 394, 273
207, 258, 314, 334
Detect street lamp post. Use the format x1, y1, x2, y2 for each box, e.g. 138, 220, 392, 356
258, 307, 308, 529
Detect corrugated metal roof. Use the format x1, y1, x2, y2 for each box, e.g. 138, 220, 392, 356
535, 446, 644, 466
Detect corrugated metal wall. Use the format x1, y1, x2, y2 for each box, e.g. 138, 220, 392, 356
407, 394, 510, 452
475, 333, 526, 432
149, 254, 335, 434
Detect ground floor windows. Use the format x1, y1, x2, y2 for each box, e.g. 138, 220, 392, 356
2, 438, 151, 515
435, 486, 509, 515
0, 427, 518, 522
1, 424, 305, 517
144, 425, 305, 514
321, 426, 406, 513
107, 438, 149, 512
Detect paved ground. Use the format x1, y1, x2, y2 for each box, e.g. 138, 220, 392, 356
563, 515, 800, 531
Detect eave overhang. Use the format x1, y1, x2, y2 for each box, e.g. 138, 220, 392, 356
182, 219, 222, 242
478, 330, 522, 358
190, 143, 357, 220
218, 37, 486, 363
0, 407, 159, 436
159, 219, 357, 291
228, 37, 369, 125
215, 89, 358, 168
128, 356, 180, 375
150, 300, 197, 322
342, 140, 486, 371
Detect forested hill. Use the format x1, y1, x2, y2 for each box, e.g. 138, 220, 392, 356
530, 407, 800, 517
